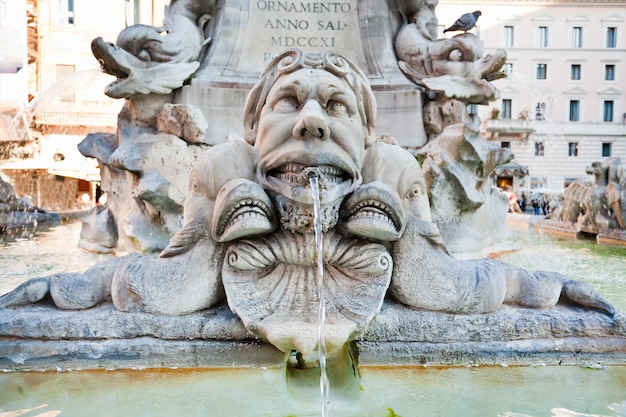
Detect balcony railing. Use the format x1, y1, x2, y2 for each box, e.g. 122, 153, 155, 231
485, 119, 626, 139
35, 111, 118, 127
32, 99, 122, 128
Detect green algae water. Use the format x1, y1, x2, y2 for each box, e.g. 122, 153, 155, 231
496, 221, 626, 312
1, 365, 625, 416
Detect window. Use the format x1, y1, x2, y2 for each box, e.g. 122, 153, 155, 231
536, 64, 547, 80
535, 102, 546, 121
501, 99, 512, 119
503, 63, 513, 75
68, 0, 74, 24
531, 177, 547, 189
606, 27, 617, 48
501, 141, 511, 149
568, 142, 578, 157
570, 64, 581, 80
125, 0, 140, 26
538, 26, 548, 47
58, 0, 74, 25
605, 64, 615, 81
603, 101, 614, 122
602, 143, 612, 157
569, 100, 580, 121
572, 26, 583, 48
55, 64, 75, 81
504, 26, 514, 47
534, 142, 545, 156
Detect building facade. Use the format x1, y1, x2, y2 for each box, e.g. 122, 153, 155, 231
0, 0, 167, 211
438, 0, 626, 201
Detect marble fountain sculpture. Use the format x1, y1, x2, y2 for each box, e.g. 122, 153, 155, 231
535, 157, 626, 246
0, 176, 60, 232
1, 0, 625, 373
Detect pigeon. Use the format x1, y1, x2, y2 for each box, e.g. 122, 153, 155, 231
443, 11, 482, 33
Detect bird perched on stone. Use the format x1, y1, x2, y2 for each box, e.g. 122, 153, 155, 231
443, 11, 482, 33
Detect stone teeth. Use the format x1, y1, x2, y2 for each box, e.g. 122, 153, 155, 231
277, 172, 300, 183
274, 164, 345, 185
282, 163, 304, 173
348, 199, 399, 228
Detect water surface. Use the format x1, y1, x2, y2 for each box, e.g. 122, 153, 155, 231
0, 221, 114, 295
496, 222, 626, 311
1, 365, 625, 417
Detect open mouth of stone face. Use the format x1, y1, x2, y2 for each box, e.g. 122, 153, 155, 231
479, 50, 508, 81
269, 163, 351, 188
346, 199, 400, 230
214, 197, 275, 242
339, 183, 405, 241
211, 180, 276, 243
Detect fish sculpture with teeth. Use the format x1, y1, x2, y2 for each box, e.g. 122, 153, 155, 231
0, 49, 619, 361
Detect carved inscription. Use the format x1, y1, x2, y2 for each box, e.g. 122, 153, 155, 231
238, 0, 364, 72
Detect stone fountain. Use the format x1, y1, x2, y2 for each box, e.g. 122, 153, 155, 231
1, 0, 625, 373
535, 157, 626, 246
0, 175, 60, 232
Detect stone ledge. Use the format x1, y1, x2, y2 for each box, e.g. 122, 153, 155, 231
3, 337, 625, 371
1, 301, 624, 370
0, 302, 251, 341
0, 338, 284, 371
361, 302, 626, 343
357, 338, 626, 367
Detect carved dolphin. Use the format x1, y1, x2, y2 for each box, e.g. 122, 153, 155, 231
161, 139, 274, 256
112, 139, 274, 316
339, 140, 426, 241
388, 147, 618, 316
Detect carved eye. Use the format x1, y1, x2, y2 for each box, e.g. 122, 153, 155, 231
404, 184, 421, 200
448, 49, 463, 62
190, 175, 200, 191
274, 96, 299, 112
327, 100, 347, 115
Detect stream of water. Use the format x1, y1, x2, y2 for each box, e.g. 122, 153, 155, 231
309, 173, 330, 417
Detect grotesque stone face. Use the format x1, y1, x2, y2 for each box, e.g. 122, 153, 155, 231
254, 68, 367, 232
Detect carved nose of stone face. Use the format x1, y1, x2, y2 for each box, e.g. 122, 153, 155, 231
293, 100, 330, 141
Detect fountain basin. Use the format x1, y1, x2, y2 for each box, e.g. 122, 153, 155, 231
2, 220, 625, 416
2, 219, 625, 371
1, 300, 625, 370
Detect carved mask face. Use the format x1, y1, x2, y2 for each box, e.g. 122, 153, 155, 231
254, 68, 366, 209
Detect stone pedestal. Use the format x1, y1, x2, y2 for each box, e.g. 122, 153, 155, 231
178, 0, 426, 147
